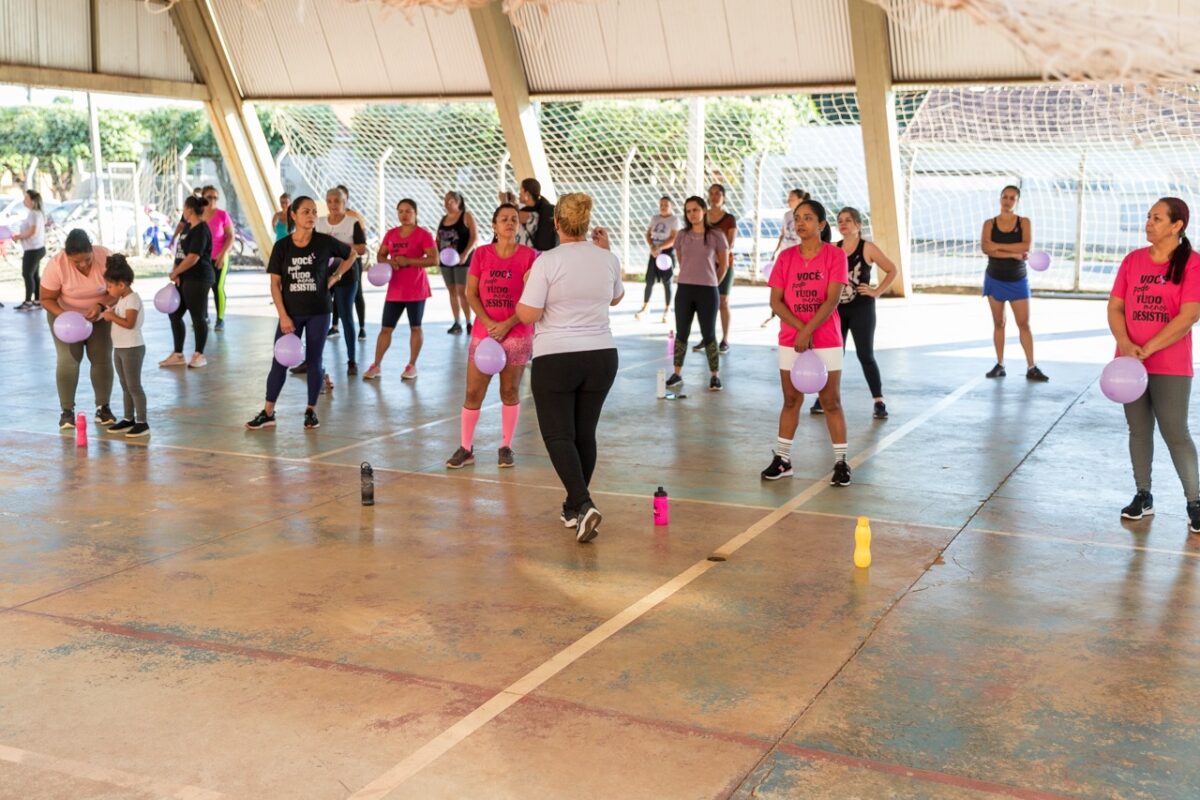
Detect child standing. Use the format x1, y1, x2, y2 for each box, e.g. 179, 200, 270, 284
101, 255, 150, 437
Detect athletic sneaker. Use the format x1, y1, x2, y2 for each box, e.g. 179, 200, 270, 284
634, 304, 648, 320
665, 373, 683, 389
873, 401, 889, 420
1121, 490, 1154, 520
401, 364, 418, 381
448, 322, 463, 335
214, 319, 225, 332
109, 419, 135, 433
446, 446, 475, 469
831, 459, 852, 487
188, 353, 207, 368
719, 341, 730, 354
465, 321, 472, 335
576, 501, 602, 543
1026, 365, 1050, 382
245, 409, 276, 430
304, 409, 320, 429
498, 447, 515, 468
328, 326, 340, 338
1188, 500, 1200, 534
709, 375, 723, 391
986, 363, 1006, 378
760, 453, 793, 481
810, 399, 824, 415
358, 328, 367, 341
290, 364, 308, 375
362, 364, 381, 380
159, 352, 186, 367
560, 504, 578, 529
15, 301, 31, 311
692, 342, 704, 352
95, 405, 116, 426
126, 422, 150, 438
347, 361, 358, 376
59, 409, 75, 430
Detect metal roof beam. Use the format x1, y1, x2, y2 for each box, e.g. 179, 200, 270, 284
0, 63, 209, 101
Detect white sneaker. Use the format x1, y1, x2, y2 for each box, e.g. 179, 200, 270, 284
159, 353, 186, 367
188, 353, 207, 368
401, 364, 418, 381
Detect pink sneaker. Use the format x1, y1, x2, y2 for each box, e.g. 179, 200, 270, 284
159, 352, 186, 367
362, 364, 381, 381
401, 364, 418, 381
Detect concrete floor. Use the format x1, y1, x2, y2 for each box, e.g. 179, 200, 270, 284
1, 277, 1198, 799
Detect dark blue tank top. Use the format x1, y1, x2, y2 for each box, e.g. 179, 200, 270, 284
987, 216, 1026, 281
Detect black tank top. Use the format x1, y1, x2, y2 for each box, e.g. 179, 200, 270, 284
987, 216, 1026, 281
839, 239, 872, 305
437, 213, 471, 257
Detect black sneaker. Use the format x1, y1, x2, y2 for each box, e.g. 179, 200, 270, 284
576, 501, 602, 543
831, 459, 852, 486
290, 364, 308, 375
448, 322, 462, 335
560, 503, 579, 529
1189, 500, 1200, 534
358, 328, 367, 341
328, 326, 340, 338
498, 447, 515, 468
446, 446, 475, 469
59, 409, 75, 430
761, 453, 793, 481
666, 373, 683, 388
95, 405, 116, 426
347, 361, 358, 376
214, 319, 225, 332
245, 409, 276, 430
125, 422, 150, 438
1026, 365, 1049, 382
718, 341, 730, 354
304, 409, 320, 429
109, 419, 135, 433
986, 363, 1006, 378
465, 320, 472, 335
692, 342, 704, 352
709, 375, 723, 391
810, 399, 824, 415
1121, 490, 1154, 520
873, 401, 889, 419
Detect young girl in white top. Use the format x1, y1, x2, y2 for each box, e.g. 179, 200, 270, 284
101, 255, 150, 437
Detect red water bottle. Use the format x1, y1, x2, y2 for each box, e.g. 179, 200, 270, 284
75, 413, 87, 447
653, 486, 669, 526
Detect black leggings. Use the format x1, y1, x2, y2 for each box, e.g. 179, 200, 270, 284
22, 248, 45, 302
643, 251, 674, 306
170, 279, 212, 354
839, 298, 883, 398
333, 263, 368, 330
673, 283, 719, 372
531, 348, 619, 511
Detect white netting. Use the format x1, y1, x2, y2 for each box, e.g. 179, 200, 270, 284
899, 85, 1200, 291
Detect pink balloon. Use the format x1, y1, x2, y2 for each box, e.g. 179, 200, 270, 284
474, 336, 507, 376
1028, 251, 1051, 271
367, 262, 391, 286
53, 311, 93, 343
1100, 356, 1148, 403
274, 333, 305, 368
789, 349, 828, 394
440, 247, 460, 267
153, 284, 180, 314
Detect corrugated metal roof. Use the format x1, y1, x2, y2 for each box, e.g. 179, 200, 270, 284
511, 0, 854, 94
209, 0, 489, 98
96, 0, 195, 83
0, 0, 91, 72
888, 2, 1039, 83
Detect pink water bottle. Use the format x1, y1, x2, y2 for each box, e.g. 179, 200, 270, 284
75, 413, 87, 447
653, 486, 669, 526
666, 330, 675, 359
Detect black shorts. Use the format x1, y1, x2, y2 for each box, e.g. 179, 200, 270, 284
440, 265, 468, 286
718, 264, 734, 296
381, 300, 426, 329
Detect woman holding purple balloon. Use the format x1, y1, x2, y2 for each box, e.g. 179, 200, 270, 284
446, 203, 537, 470
245, 196, 352, 431
159, 195, 214, 369
1108, 197, 1200, 530
39, 229, 116, 430
761, 200, 850, 486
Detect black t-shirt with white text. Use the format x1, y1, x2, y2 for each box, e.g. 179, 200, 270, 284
267, 232, 351, 317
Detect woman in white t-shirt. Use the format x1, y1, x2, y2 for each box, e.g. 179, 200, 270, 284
516, 193, 624, 544
12, 190, 46, 311
636, 195, 680, 322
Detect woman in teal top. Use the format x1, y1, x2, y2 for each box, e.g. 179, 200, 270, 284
271, 193, 291, 241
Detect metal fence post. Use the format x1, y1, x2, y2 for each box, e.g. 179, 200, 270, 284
376, 146, 393, 241
621, 146, 637, 274
177, 143, 193, 219
752, 149, 767, 282
1073, 150, 1087, 291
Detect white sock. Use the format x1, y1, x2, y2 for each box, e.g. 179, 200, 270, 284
776, 437, 793, 461
833, 443, 847, 463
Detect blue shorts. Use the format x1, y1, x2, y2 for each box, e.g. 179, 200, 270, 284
983, 274, 1030, 302
381, 300, 425, 329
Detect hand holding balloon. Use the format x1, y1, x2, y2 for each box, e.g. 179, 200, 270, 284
279, 314, 295, 335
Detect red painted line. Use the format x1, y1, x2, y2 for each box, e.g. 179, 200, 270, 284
776, 742, 1074, 800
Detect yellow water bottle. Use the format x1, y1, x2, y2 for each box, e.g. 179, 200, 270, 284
853, 516, 872, 568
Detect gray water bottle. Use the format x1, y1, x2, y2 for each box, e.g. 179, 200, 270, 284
361, 462, 374, 506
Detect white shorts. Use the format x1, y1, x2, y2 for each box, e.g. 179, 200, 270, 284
778, 345, 843, 373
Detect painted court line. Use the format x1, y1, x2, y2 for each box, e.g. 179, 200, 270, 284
969, 526, 1200, 559
0, 743, 224, 800
346, 375, 986, 799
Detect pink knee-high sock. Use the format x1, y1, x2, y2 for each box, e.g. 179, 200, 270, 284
461, 407, 481, 450
501, 402, 521, 447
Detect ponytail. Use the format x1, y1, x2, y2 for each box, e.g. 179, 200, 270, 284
1169, 235, 1192, 286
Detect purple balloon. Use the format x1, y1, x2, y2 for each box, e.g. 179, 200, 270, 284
1100, 356, 1148, 403
1028, 251, 1051, 271
440, 247, 460, 267
53, 311, 93, 344
474, 336, 507, 376
655, 253, 672, 271
0, 225, 12, 241
367, 262, 391, 286
789, 349, 828, 394
274, 333, 305, 368
153, 284, 180, 314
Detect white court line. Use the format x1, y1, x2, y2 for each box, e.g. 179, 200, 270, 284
346, 375, 986, 800
0, 743, 224, 799
969, 526, 1200, 559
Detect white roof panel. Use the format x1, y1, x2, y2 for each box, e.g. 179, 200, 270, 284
0, 0, 91, 72
97, 0, 195, 83
888, 2, 1040, 83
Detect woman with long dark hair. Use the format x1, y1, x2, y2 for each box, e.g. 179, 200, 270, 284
1109, 197, 1200, 531
666, 195, 726, 392
159, 195, 215, 369
981, 185, 1048, 381
438, 190, 478, 334
12, 189, 46, 310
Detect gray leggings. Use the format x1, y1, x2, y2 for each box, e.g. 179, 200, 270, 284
49, 315, 112, 412
1124, 374, 1200, 501
113, 345, 147, 422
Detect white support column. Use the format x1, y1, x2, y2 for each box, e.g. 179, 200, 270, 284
170, 0, 279, 257
848, 0, 912, 298
687, 97, 706, 197
469, 2, 555, 200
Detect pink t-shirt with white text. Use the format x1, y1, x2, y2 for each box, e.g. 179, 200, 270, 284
207, 209, 232, 261
469, 243, 537, 340
768, 242, 849, 349
1111, 247, 1200, 376
380, 226, 435, 302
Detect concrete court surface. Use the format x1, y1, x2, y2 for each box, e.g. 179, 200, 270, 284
1, 274, 1198, 800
